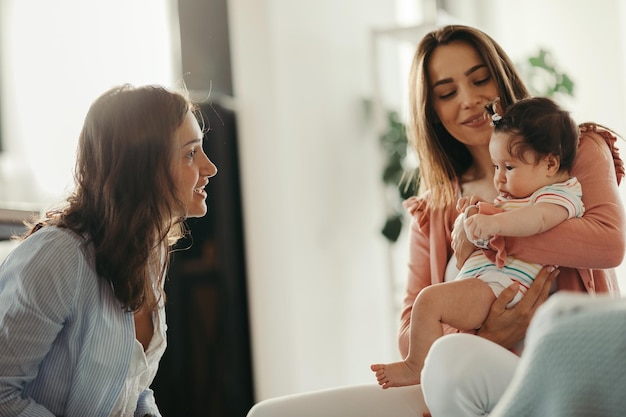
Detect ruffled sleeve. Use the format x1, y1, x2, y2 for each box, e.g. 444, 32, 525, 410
579, 123, 624, 185
403, 196, 430, 230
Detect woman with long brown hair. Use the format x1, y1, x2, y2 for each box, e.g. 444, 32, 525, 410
0, 84, 217, 416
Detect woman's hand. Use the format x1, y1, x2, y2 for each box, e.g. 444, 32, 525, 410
476, 265, 560, 349
456, 196, 474, 214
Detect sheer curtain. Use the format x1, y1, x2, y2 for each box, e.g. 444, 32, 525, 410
0, 0, 181, 208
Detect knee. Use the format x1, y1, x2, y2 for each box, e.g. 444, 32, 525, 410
413, 285, 439, 313
246, 399, 276, 417
421, 334, 487, 415
422, 333, 480, 387
246, 403, 264, 417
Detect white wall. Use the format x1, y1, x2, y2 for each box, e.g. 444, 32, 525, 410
227, 0, 401, 400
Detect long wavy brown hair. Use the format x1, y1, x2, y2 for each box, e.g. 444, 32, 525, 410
24, 84, 198, 312
408, 25, 531, 209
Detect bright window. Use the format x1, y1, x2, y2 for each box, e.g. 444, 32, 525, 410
0, 0, 181, 207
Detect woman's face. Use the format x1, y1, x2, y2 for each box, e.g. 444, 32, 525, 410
171, 110, 218, 218
427, 40, 499, 149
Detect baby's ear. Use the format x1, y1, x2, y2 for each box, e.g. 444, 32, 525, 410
545, 154, 561, 175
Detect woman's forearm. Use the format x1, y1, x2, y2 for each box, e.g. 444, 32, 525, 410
506, 209, 624, 268
505, 135, 625, 269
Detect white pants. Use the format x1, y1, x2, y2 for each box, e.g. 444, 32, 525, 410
245, 333, 517, 417
244, 337, 516, 417
244, 336, 516, 417
421, 334, 520, 416
245, 293, 626, 417
246, 383, 427, 417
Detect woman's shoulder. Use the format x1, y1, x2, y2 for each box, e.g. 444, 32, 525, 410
403, 193, 430, 215
580, 123, 620, 146
578, 123, 624, 185
403, 190, 458, 230
0, 227, 98, 316
6, 226, 92, 282
19, 226, 88, 255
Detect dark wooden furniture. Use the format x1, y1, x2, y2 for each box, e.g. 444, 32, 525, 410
152, 103, 254, 417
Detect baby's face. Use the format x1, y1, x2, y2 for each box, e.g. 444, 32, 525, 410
489, 132, 553, 199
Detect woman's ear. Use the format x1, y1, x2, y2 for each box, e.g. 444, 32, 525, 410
545, 154, 561, 176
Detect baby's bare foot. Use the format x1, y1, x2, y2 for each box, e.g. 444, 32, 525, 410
370, 361, 421, 389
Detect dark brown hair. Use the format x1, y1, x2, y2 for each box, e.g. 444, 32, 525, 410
25, 84, 198, 312
493, 97, 579, 171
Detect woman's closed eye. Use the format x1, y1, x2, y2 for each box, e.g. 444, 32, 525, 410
438, 89, 456, 100
436, 76, 491, 100
473, 76, 490, 86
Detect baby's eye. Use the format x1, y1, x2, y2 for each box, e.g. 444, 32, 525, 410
505, 165, 514, 171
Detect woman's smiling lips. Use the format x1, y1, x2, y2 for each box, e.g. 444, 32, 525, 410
462, 112, 489, 127
194, 182, 208, 197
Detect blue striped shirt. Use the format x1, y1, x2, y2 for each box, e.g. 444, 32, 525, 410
0, 226, 164, 417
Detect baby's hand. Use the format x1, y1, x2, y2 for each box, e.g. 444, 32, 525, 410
464, 214, 498, 241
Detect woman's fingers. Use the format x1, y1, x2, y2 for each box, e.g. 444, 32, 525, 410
477, 266, 559, 349
490, 282, 519, 314
518, 266, 559, 310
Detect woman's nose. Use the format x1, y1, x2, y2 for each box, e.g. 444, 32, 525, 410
201, 151, 218, 178
459, 86, 482, 109
205, 159, 218, 178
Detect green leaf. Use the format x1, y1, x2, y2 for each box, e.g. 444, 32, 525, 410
382, 215, 403, 242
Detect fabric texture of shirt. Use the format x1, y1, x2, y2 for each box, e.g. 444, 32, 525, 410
0, 226, 165, 417
111, 309, 166, 416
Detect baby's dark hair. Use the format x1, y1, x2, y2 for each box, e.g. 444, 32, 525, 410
493, 97, 579, 171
